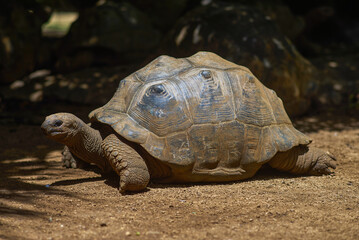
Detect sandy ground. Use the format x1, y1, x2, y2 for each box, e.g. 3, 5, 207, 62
0, 107, 358, 240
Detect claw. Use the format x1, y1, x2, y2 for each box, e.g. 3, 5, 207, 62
312, 153, 337, 175
326, 151, 337, 161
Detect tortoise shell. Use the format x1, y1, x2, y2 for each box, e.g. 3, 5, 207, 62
90, 52, 311, 172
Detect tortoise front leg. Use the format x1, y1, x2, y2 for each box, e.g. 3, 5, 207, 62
62, 146, 91, 169
102, 134, 150, 193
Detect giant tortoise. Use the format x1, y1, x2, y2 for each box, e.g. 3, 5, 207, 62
41, 51, 336, 193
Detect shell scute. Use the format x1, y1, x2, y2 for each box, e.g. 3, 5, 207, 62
136, 55, 192, 82
127, 80, 192, 137
166, 132, 194, 166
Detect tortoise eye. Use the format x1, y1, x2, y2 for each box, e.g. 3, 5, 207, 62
149, 84, 166, 95
53, 119, 63, 127
200, 70, 212, 79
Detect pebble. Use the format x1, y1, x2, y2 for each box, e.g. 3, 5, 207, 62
328, 61, 338, 68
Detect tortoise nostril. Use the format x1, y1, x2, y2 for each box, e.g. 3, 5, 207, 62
54, 120, 63, 127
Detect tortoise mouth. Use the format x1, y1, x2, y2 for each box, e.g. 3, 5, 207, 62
41, 121, 65, 137
47, 130, 65, 136
41, 127, 65, 137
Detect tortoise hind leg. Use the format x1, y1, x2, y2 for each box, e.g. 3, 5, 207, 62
268, 145, 336, 175
102, 134, 150, 193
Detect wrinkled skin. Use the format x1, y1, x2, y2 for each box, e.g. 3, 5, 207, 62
41, 113, 150, 192
41, 113, 111, 172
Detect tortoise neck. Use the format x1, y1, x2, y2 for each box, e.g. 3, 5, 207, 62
69, 124, 111, 172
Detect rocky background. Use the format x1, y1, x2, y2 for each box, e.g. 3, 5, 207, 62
0, 0, 358, 120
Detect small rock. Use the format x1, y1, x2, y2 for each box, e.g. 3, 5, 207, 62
29, 90, 43, 102
328, 61, 338, 68
10, 80, 25, 90
29, 69, 51, 79
125, 231, 131, 236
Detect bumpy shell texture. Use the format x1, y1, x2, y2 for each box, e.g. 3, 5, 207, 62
90, 51, 311, 170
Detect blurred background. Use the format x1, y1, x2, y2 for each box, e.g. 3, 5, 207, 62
0, 0, 358, 124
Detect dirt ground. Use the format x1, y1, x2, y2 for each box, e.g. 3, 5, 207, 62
0, 106, 359, 240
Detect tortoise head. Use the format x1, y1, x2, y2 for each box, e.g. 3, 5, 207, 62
41, 113, 85, 145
